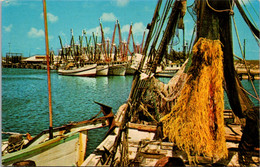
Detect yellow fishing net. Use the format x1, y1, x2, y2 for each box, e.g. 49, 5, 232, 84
161, 38, 227, 163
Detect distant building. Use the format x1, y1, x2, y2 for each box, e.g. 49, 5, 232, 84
22, 55, 47, 64
22, 53, 58, 65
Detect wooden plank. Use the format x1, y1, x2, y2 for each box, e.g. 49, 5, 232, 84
77, 131, 88, 166
29, 137, 79, 166
114, 122, 157, 132
225, 135, 241, 143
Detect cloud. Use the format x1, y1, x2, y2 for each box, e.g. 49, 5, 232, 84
86, 27, 100, 36
2, 0, 19, 6
100, 13, 117, 22
4, 24, 13, 32
28, 27, 44, 38
115, 0, 130, 7
103, 27, 111, 34
121, 24, 130, 33
85, 26, 111, 37
47, 13, 58, 23
121, 22, 146, 35
132, 22, 146, 35
49, 35, 54, 40
41, 13, 58, 23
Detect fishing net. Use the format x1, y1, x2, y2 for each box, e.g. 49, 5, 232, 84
131, 62, 188, 124
160, 37, 228, 163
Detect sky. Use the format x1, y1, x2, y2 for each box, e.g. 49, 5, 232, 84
1, 0, 260, 60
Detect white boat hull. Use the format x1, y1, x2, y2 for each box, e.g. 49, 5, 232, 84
58, 64, 97, 77
155, 65, 180, 77
96, 64, 109, 76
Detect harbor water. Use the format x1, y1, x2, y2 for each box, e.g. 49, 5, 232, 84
2, 68, 259, 155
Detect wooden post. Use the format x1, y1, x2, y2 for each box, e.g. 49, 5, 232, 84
42, 0, 53, 139
77, 131, 88, 166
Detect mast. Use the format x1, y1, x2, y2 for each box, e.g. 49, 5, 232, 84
150, 0, 182, 73
84, 31, 90, 60
99, 19, 107, 60
125, 23, 133, 60
70, 29, 76, 63
131, 32, 136, 54
110, 21, 117, 60
140, 31, 146, 54
117, 20, 123, 60
58, 36, 65, 63
92, 32, 98, 61
42, 0, 53, 139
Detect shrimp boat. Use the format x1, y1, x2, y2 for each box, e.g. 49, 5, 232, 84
108, 61, 127, 76
83, 0, 259, 166
155, 63, 182, 77
96, 62, 109, 76
58, 63, 97, 77
126, 53, 143, 75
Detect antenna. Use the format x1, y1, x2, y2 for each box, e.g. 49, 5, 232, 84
8, 42, 11, 53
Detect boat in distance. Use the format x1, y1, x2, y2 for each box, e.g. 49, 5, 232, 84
96, 62, 109, 76
108, 61, 127, 76
58, 63, 97, 77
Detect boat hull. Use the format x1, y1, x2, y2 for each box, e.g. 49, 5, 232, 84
155, 69, 179, 77
126, 66, 137, 75
2, 109, 114, 166
2, 131, 85, 166
155, 65, 180, 77
108, 63, 126, 76
58, 64, 97, 77
96, 64, 109, 76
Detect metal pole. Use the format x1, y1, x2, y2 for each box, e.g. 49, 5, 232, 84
8, 42, 11, 53
243, 39, 246, 58
183, 24, 186, 56
42, 0, 53, 139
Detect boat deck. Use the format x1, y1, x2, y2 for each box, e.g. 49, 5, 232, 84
82, 119, 259, 166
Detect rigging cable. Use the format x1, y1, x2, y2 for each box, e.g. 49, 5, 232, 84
232, 15, 259, 99
239, 85, 260, 102
240, 0, 258, 29
234, 0, 260, 41
147, 0, 173, 70
248, 0, 259, 18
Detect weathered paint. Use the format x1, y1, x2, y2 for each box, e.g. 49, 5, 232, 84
2, 131, 79, 166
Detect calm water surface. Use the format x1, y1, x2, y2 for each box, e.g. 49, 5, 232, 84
2, 68, 133, 155
2, 68, 259, 155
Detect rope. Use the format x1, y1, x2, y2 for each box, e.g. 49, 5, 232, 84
7, 140, 24, 153
248, 0, 259, 18
239, 85, 260, 102
140, 102, 158, 123
241, 0, 258, 28
206, 0, 234, 14
232, 15, 259, 99
147, 0, 173, 73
